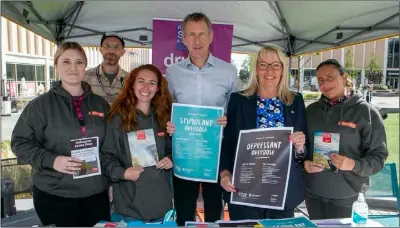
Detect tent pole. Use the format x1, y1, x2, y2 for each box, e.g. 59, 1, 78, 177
65, 2, 85, 39
338, 12, 399, 45
288, 56, 292, 89
232, 38, 286, 48
67, 27, 152, 39
25, 2, 56, 38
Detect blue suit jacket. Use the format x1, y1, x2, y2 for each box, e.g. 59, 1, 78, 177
220, 91, 308, 210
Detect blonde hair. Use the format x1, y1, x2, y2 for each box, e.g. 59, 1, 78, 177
54, 42, 88, 66
241, 44, 294, 105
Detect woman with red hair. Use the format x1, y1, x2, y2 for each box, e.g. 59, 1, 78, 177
101, 64, 174, 222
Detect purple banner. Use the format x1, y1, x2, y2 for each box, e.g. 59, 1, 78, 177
152, 18, 234, 74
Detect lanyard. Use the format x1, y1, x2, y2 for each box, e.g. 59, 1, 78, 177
95, 65, 124, 97
72, 96, 87, 138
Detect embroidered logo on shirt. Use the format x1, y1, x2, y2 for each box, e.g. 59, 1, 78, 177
338, 121, 357, 129
157, 132, 166, 137
88, 111, 104, 117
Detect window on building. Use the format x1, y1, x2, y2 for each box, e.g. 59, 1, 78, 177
386, 69, 399, 89
16, 64, 35, 81
6, 63, 15, 80
49, 66, 56, 81
36, 65, 44, 82
290, 69, 299, 77
393, 38, 399, 69
387, 38, 399, 69
7, 63, 46, 81
303, 69, 316, 89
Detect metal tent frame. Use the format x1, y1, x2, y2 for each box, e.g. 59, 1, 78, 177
1, 1, 398, 56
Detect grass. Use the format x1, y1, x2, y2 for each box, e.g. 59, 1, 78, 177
384, 113, 399, 168
303, 91, 321, 100
15, 192, 32, 199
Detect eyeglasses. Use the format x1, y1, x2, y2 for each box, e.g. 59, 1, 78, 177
102, 43, 123, 50
257, 62, 282, 71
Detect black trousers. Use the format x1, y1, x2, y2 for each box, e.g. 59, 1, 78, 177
223, 192, 294, 220
305, 195, 354, 220
173, 176, 223, 226
33, 185, 110, 227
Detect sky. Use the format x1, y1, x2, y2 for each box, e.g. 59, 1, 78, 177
231, 53, 249, 71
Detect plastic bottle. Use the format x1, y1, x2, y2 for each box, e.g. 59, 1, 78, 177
351, 192, 369, 227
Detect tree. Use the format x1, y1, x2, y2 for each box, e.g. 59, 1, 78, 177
366, 53, 382, 84
248, 54, 256, 73
239, 69, 250, 83
295, 52, 320, 92
344, 49, 358, 79
238, 54, 255, 83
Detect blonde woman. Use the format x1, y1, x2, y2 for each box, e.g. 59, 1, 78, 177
11, 42, 110, 226
219, 45, 308, 220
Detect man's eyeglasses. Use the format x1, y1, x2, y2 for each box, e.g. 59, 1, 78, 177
102, 43, 122, 50
257, 62, 282, 71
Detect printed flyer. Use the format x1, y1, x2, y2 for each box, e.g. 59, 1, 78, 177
313, 132, 340, 171
70, 137, 101, 179
127, 129, 159, 167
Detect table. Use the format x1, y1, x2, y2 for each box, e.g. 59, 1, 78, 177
313, 218, 384, 227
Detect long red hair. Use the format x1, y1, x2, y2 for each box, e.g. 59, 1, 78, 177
107, 64, 173, 132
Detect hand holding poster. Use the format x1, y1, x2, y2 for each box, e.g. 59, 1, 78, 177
231, 127, 293, 209
171, 103, 224, 183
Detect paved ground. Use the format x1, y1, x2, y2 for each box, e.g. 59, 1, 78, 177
304, 95, 399, 109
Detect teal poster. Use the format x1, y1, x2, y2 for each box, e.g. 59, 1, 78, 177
171, 103, 224, 183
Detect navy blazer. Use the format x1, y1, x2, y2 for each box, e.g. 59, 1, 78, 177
220, 91, 309, 210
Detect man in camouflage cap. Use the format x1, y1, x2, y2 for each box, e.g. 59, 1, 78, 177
85, 34, 129, 104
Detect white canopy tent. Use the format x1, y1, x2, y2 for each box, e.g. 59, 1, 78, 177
1, 0, 399, 55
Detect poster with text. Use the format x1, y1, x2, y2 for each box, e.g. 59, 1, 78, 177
231, 127, 293, 209
171, 103, 224, 183
152, 18, 234, 74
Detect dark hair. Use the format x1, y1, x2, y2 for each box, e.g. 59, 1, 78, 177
316, 59, 345, 75
100, 34, 125, 48
182, 12, 212, 34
